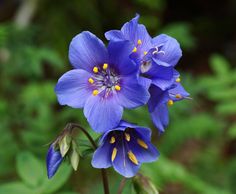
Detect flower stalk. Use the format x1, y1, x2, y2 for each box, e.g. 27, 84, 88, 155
66, 123, 110, 194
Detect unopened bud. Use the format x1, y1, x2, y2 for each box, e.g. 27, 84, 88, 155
59, 135, 72, 157
70, 141, 80, 171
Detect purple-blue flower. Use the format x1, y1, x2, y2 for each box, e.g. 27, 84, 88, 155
55, 31, 150, 133
105, 15, 190, 132
148, 79, 190, 132
46, 144, 63, 179
92, 120, 159, 178
105, 14, 182, 90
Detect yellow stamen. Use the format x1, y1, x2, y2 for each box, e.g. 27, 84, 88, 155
92, 90, 99, 96
137, 39, 142, 45
88, 78, 94, 84
137, 139, 148, 149
143, 51, 147, 55
167, 100, 174, 106
110, 136, 115, 144
93, 66, 98, 73
175, 94, 182, 99
111, 147, 117, 162
103, 63, 108, 70
125, 133, 130, 142
132, 47, 137, 53
128, 151, 138, 165
176, 77, 181, 82
115, 85, 121, 91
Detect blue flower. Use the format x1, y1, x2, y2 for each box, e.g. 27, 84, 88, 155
105, 15, 190, 132
148, 77, 190, 132
92, 120, 159, 178
55, 31, 150, 133
105, 14, 182, 90
46, 144, 63, 179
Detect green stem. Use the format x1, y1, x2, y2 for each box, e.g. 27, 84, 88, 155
67, 123, 110, 194
117, 178, 127, 194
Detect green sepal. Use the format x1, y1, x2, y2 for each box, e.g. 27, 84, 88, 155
70, 140, 80, 171
59, 135, 72, 157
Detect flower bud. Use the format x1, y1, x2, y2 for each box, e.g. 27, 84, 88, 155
46, 144, 63, 179
59, 135, 72, 157
70, 140, 80, 171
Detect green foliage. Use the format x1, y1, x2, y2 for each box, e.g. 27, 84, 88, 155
161, 23, 196, 50
0, 152, 73, 194
142, 157, 231, 194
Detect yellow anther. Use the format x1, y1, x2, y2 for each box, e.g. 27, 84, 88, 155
144, 51, 147, 55
176, 77, 181, 82
175, 94, 182, 99
167, 99, 174, 106
110, 136, 115, 144
137, 39, 142, 45
115, 85, 121, 91
128, 151, 138, 165
132, 47, 137, 53
103, 63, 108, 70
88, 78, 94, 84
92, 90, 99, 96
111, 147, 117, 162
137, 139, 148, 149
93, 66, 99, 73
124, 133, 130, 142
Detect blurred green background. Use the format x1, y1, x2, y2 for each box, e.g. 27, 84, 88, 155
0, 0, 236, 193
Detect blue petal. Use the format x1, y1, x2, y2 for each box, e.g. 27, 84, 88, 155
46, 144, 63, 179
112, 141, 141, 178
138, 77, 152, 91
99, 126, 126, 143
152, 34, 170, 45
108, 40, 138, 75
148, 85, 169, 112
69, 31, 108, 72
169, 82, 190, 101
120, 15, 152, 54
92, 137, 112, 168
119, 121, 152, 140
120, 14, 140, 42
152, 34, 182, 67
150, 103, 169, 133
84, 95, 123, 133
134, 126, 152, 141
145, 61, 175, 90
129, 132, 159, 163
151, 77, 175, 91
55, 69, 92, 108
135, 24, 152, 52
117, 76, 150, 109
105, 30, 125, 41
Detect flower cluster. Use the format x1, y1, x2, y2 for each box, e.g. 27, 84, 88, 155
50, 14, 189, 178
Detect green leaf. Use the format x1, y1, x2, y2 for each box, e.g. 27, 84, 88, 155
161, 23, 196, 50
216, 101, 236, 115
209, 54, 230, 76
16, 152, 44, 187
228, 123, 236, 138
0, 182, 33, 194
39, 163, 72, 194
